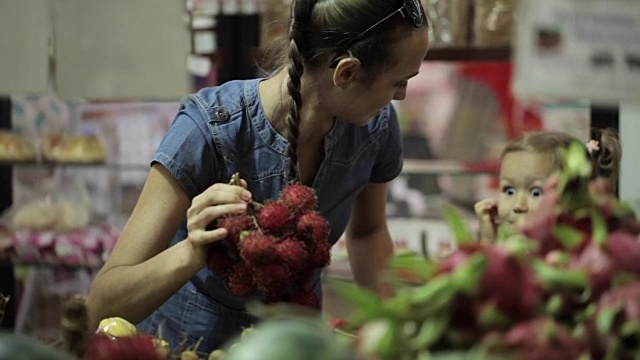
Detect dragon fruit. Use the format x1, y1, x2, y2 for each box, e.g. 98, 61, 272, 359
483, 318, 587, 360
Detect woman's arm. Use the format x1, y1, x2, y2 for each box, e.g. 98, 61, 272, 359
86, 164, 249, 328
344, 182, 395, 297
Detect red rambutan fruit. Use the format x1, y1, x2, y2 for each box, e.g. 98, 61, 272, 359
296, 211, 330, 245
207, 241, 235, 275
297, 267, 317, 285
254, 263, 290, 292
290, 288, 321, 310
239, 231, 275, 265
257, 202, 293, 236
217, 214, 254, 243
274, 238, 308, 271
227, 262, 257, 297
308, 239, 331, 268
280, 184, 317, 213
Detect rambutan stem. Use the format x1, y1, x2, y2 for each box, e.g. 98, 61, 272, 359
230, 172, 264, 211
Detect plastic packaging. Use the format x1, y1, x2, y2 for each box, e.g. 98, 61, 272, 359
423, 0, 471, 48
472, 0, 518, 47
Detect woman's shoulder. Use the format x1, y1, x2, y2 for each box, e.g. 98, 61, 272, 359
182, 79, 261, 121
359, 103, 399, 135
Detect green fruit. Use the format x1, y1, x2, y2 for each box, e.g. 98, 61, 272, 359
0, 332, 76, 360
223, 319, 354, 360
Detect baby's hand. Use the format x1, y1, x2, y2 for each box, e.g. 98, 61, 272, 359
474, 198, 498, 243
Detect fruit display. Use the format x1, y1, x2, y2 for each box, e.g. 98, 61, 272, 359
331, 142, 640, 359
5, 142, 639, 359
207, 173, 331, 308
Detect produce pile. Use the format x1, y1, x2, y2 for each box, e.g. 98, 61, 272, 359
207, 174, 331, 308
333, 142, 640, 360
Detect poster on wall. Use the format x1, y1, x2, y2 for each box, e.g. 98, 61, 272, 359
513, 0, 640, 104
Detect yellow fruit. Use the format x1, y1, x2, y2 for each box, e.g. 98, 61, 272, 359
96, 317, 138, 338
181, 350, 200, 360
154, 338, 170, 357
240, 327, 255, 339
208, 349, 226, 360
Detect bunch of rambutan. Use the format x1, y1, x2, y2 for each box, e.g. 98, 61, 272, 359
207, 180, 331, 309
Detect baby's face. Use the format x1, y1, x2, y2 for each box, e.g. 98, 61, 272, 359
497, 150, 557, 226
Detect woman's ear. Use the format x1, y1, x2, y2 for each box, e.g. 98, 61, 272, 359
332, 57, 362, 88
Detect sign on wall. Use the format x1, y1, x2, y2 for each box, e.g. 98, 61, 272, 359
513, 0, 640, 104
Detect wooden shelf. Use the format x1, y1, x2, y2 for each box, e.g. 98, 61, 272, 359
424, 47, 511, 62
401, 159, 500, 175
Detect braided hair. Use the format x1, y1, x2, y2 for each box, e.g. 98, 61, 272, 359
285, 0, 319, 183
589, 128, 622, 189
276, 0, 427, 182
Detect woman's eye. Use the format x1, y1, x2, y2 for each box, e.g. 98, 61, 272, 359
530, 187, 543, 197
502, 186, 515, 196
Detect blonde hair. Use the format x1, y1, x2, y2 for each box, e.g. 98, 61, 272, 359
502, 129, 621, 191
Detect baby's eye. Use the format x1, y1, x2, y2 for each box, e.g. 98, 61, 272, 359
530, 187, 543, 197
502, 186, 515, 196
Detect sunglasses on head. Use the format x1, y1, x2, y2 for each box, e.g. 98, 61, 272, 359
329, 0, 425, 68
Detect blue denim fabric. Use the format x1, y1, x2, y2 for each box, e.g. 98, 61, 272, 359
137, 78, 403, 354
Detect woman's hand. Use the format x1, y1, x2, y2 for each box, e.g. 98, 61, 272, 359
186, 180, 252, 267
474, 198, 498, 243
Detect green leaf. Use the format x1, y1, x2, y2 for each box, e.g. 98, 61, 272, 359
620, 321, 640, 337
590, 209, 609, 246
496, 222, 519, 243
603, 336, 622, 360
531, 259, 589, 290
416, 350, 476, 360
383, 291, 415, 319
410, 275, 454, 305
391, 252, 435, 282
375, 320, 399, 360
408, 276, 456, 319
566, 141, 593, 179
357, 319, 399, 360
442, 206, 476, 245
329, 279, 383, 310
544, 294, 564, 316
573, 303, 596, 324
545, 251, 572, 268
349, 307, 389, 328
450, 253, 487, 295
553, 225, 585, 250
329, 280, 389, 327
477, 303, 512, 329
501, 234, 538, 258
612, 272, 639, 288
597, 307, 621, 335
410, 316, 450, 350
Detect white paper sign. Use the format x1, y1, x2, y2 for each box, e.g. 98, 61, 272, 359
513, 0, 640, 104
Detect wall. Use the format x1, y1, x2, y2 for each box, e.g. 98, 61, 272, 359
620, 104, 640, 212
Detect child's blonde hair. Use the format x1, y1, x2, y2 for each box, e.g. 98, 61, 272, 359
502, 129, 621, 191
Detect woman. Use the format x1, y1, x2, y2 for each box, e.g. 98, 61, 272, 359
87, 0, 430, 354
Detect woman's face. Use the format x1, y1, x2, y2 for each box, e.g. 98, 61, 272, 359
332, 26, 429, 125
